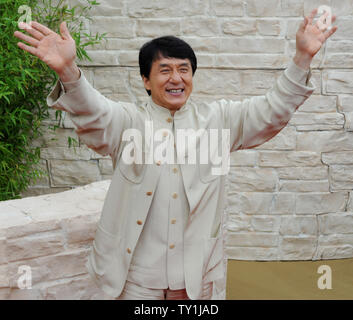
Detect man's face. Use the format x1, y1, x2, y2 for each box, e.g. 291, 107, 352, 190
142, 56, 193, 114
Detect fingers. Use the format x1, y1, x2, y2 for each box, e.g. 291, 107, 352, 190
17, 41, 39, 58
30, 21, 54, 36
299, 16, 309, 32
14, 31, 39, 48
323, 25, 338, 40
60, 21, 71, 40
307, 8, 318, 25
18, 22, 45, 41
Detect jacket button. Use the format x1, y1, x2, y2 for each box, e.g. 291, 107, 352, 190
172, 192, 178, 199
171, 219, 176, 224
172, 167, 178, 173
146, 191, 153, 196
169, 244, 175, 249
156, 160, 161, 166
126, 248, 131, 254
167, 117, 173, 123
137, 220, 143, 225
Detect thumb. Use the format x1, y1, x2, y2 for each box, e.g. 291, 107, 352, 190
60, 21, 71, 40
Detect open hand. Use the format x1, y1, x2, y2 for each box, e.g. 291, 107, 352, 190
296, 8, 338, 58
14, 21, 80, 81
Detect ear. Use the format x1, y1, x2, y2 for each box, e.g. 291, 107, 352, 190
142, 76, 151, 91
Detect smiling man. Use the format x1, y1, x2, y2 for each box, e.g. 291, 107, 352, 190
14, 8, 337, 300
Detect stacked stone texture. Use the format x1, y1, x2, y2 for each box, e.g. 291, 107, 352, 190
1, 0, 351, 299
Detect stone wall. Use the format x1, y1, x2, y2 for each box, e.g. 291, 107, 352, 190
20, 0, 353, 262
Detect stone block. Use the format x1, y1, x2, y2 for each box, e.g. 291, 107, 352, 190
230, 150, 258, 166
227, 192, 295, 215
226, 214, 251, 232
127, 0, 206, 18
60, 214, 98, 244
343, 112, 353, 131
299, 95, 337, 113
7, 249, 89, 286
276, 166, 328, 180
219, 38, 285, 53
215, 54, 287, 69
280, 236, 317, 260
251, 216, 280, 232
324, 70, 353, 94
279, 180, 329, 192
297, 131, 353, 152
41, 275, 113, 300
90, 17, 135, 38
338, 95, 353, 113
314, 245, 353, 260
49, 159, 101, 187
256, 19, 284, 36
322, 151, 353, 165
289, 112, 344, 129
256, 126, 296, 151
227, 232, 278, 247
136, 19, 181, 37
209, 0, 244, 16
280, 216, 317, 235
296, 192, 348, 214
228, 167, 277, 192
259, 151, 321, 167
79, 50, 120, 66
319, 213, 353, 234
93, 67, 130, 94
181, 18, 220, 37
222, 19, 256, 36
329, 165, 353, 190
225, 246, 278, 260
7, 231, 65, 262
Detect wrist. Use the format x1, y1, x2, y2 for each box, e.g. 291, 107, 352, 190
293, 52, 313, 71
58, 63, 80, 83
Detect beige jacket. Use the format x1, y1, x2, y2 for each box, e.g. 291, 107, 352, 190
47, 60, 314, 299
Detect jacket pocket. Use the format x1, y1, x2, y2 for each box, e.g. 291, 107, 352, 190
91, 224, 120, 276
118, 159, 146, 184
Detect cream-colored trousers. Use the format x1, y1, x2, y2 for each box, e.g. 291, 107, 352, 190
116, 280, 213, 300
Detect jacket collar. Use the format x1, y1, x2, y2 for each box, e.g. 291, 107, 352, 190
148, 96, 190, 121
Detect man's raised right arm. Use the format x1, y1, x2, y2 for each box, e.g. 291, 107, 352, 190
14, 21, 132, 159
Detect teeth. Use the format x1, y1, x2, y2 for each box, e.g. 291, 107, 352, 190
168, 89, 183, 93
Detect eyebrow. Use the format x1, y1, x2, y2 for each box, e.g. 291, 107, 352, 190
158, 62, 190, 68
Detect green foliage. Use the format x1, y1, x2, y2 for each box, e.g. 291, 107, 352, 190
0, 0, 105, 200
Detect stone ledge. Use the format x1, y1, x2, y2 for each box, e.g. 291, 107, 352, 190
1, 180, 353, 299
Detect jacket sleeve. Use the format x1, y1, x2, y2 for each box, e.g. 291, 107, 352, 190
223, 60, 315, 152
46, 70, 133, 161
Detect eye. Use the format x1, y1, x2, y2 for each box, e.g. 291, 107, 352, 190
180, 68, 189, 73
161, 69, 170, 73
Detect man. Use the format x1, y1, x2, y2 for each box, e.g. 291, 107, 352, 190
14, 8, 337, 300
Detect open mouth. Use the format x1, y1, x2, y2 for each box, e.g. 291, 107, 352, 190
166, 88, 184, 96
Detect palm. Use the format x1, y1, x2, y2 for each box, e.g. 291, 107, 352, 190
296, 24, 326, 57
36, 33, 76, 73
296, 9, 337, 58
14, 21, 76, 74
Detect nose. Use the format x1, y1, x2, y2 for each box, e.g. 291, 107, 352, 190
169, 70, 182, 83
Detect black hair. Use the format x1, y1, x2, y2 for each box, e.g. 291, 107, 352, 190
138, 36, 197, 95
